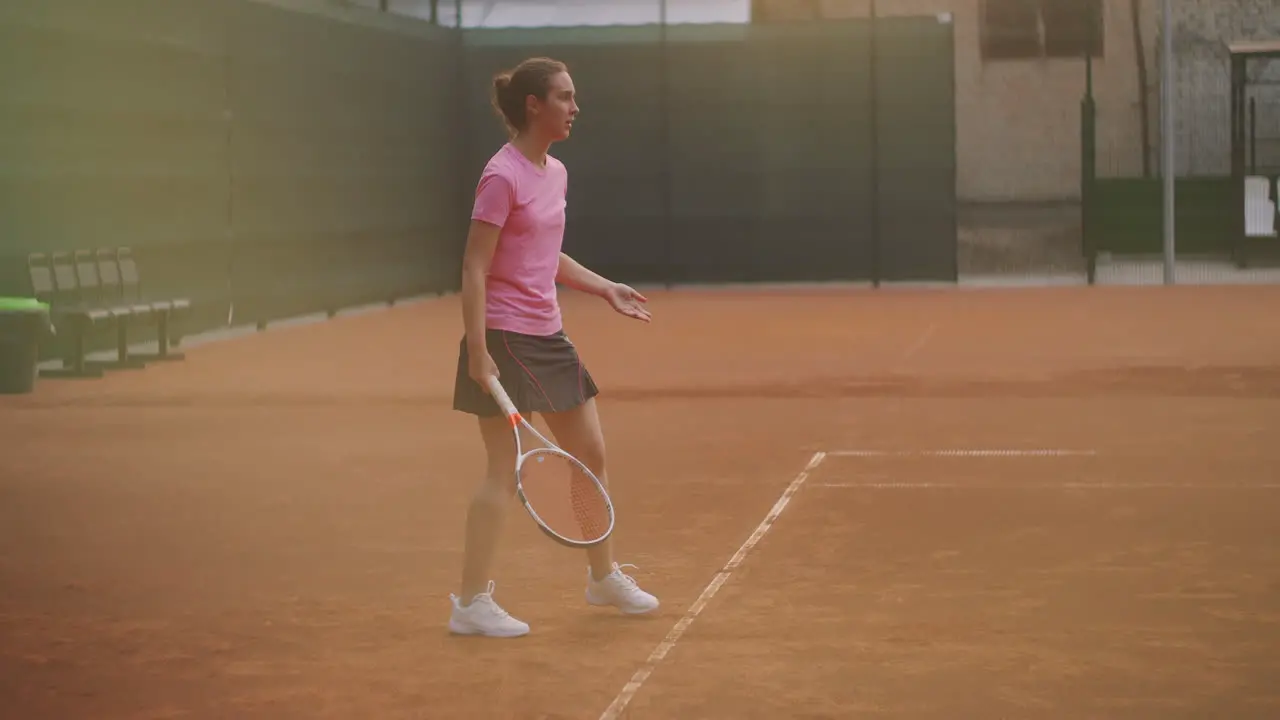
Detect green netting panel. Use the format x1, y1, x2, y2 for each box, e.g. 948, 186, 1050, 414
0, 0, 229, 301
1, 0, 463, 325
1089, 177, 1234, 255
226, 0, 463, 321
456, 18, 943, 285
4, 8, 958, 303
751, 20, 875, 282
873, 15, 957, 281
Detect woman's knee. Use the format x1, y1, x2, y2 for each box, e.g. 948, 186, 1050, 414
571, 437, 606, 475
543, 400, 607, 475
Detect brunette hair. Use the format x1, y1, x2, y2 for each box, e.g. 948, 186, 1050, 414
491, 57, 568, 135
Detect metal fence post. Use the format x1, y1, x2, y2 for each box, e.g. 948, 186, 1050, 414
659, 0, 673, 287
1160, 0, 1176, 285
869, 0, 880, 287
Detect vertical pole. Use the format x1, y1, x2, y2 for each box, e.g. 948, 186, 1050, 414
1248, 97, 1256, 174
1231, 55, 1246, 266
1130, 0, 1151, 178
1082, 44, 1097, 284
869, 0, 880, 287
659, 0, 672, 287
224, 0, 236, 326
1085, 39, 1093, 97
1160, 0, 1175, 284
455, 0, 468, 290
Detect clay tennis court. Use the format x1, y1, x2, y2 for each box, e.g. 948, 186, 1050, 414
3, 284, 1280, 719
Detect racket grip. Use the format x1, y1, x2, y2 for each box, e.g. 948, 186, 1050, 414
484, 375, 520, 423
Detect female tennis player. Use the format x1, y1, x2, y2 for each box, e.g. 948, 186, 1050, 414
447, 57, 660, 638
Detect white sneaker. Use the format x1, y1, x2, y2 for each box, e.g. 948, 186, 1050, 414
585, 563, 660, 615
448, 581, 530, 638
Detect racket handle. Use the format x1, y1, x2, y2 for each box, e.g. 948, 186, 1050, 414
484, 375, 521, 424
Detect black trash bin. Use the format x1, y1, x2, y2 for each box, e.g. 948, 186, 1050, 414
0, 298, 54, 395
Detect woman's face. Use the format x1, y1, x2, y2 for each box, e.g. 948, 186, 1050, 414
528, 71, 578, 141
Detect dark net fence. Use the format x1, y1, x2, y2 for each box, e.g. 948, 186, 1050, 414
2, 2, 957, 350
462, 17, 957, 286
223, 0, 464, 326
1, 0, 464, 336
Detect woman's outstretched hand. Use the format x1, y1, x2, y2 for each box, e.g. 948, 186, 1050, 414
603, 282, 651, 323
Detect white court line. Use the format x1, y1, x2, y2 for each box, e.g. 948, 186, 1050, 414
900, 323, 937, 360
817, 482, 1280, 489
828, 449, 1097, 458
597, 451, 828, 720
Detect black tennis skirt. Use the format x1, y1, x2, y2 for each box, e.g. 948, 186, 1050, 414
453, 328, 599, 418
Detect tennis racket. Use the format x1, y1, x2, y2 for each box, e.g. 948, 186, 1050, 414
485, 375, 615, 548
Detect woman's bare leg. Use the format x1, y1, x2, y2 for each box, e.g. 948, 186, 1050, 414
540, 397, 615, 579
458, 415, 518, 604
542, 398, 660, 614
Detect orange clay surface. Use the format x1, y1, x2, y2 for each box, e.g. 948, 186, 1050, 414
2, 284, 1280, 719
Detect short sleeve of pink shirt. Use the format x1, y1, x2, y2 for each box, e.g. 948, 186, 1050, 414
470, 143, 568, 337
471, 172, 514, 229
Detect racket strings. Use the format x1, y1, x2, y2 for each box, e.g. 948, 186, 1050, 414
568, 469, 608, 538
519, 451, 611, 543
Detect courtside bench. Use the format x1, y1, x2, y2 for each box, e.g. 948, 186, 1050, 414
27, 247, 190, 378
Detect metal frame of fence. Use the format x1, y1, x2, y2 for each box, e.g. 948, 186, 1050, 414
1080, 1, 1280, 285
1229, 40, 1280, 268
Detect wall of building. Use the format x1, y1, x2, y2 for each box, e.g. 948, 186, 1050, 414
795, 0, 1150, 202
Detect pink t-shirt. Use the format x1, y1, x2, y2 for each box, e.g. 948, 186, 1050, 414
471, 143, 568, 337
